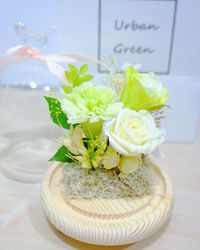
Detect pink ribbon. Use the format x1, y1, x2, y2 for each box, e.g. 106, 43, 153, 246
0, 45, 110, 85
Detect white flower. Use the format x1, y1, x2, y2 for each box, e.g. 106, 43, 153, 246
122, 63, 131, 71
60, 125, 86, 155
122, 63, 141, 71
104, 109, 165, 156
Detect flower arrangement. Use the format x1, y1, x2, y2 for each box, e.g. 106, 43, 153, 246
45, 63, 169, 198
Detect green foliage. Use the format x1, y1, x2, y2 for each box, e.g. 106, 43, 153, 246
79, 64, 88, 74
62, 84, 73, 93
69, 64, 78, 75
44, 96, 70, 129
49, 145, 73, 162
64, 64, 94, 88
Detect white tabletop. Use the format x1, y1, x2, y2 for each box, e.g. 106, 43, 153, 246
0, 88, 200, 250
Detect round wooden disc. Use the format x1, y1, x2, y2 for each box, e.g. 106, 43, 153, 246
41, 158, 174, 246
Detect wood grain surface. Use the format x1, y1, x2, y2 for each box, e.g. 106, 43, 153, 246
41, 158, 174, 246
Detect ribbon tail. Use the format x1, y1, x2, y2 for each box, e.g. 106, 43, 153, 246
6, 45, 29, 55
45, 54, 77, 63
46, 59, 69, 85
67, 54, 111, 72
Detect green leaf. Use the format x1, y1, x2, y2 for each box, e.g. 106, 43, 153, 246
62, 84, 73, 93
44, 96, 70, 129
49, 145, 73, 162
73, 77, 81, 87
79, 74, 94, 83
69, 64, 78, 75
65, 71, 74, 83
65, 64, 94, 87
79, 64, 88, 75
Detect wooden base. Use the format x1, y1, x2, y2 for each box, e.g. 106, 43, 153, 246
41, 158, 174, 246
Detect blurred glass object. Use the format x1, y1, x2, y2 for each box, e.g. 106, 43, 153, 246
0, 22, 61, 183
0, 21, 57, 88
14, 21, 56, 49
0, 86, 61, 183
0, 85, 61, 183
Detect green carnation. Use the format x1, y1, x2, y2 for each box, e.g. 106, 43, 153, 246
62, 83, 123, 124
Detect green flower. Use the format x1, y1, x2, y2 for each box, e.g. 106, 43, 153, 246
62, 83, 123, 138
62, 83, 123, 123
120, 66, 169, 111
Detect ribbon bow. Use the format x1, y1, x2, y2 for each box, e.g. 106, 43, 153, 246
0, 45, 110, 85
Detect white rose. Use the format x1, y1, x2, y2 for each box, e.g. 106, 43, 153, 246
104, 109, 165, 156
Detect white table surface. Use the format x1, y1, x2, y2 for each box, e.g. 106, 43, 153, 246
0, 88, 200, 250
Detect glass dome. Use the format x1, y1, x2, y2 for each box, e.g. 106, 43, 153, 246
0, 22, 63, 183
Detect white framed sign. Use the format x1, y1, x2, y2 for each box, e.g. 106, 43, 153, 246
98, 0, 177, 73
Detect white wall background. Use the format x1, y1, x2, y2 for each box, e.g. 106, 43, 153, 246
0, 0, 200, 142
0, 0, 200, 75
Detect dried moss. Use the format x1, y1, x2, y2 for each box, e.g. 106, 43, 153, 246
60, 163, 154, 199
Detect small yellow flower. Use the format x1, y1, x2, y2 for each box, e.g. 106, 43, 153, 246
119, 155, 143, 175
61, 125, 107, 169
102, 147, 120, 170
